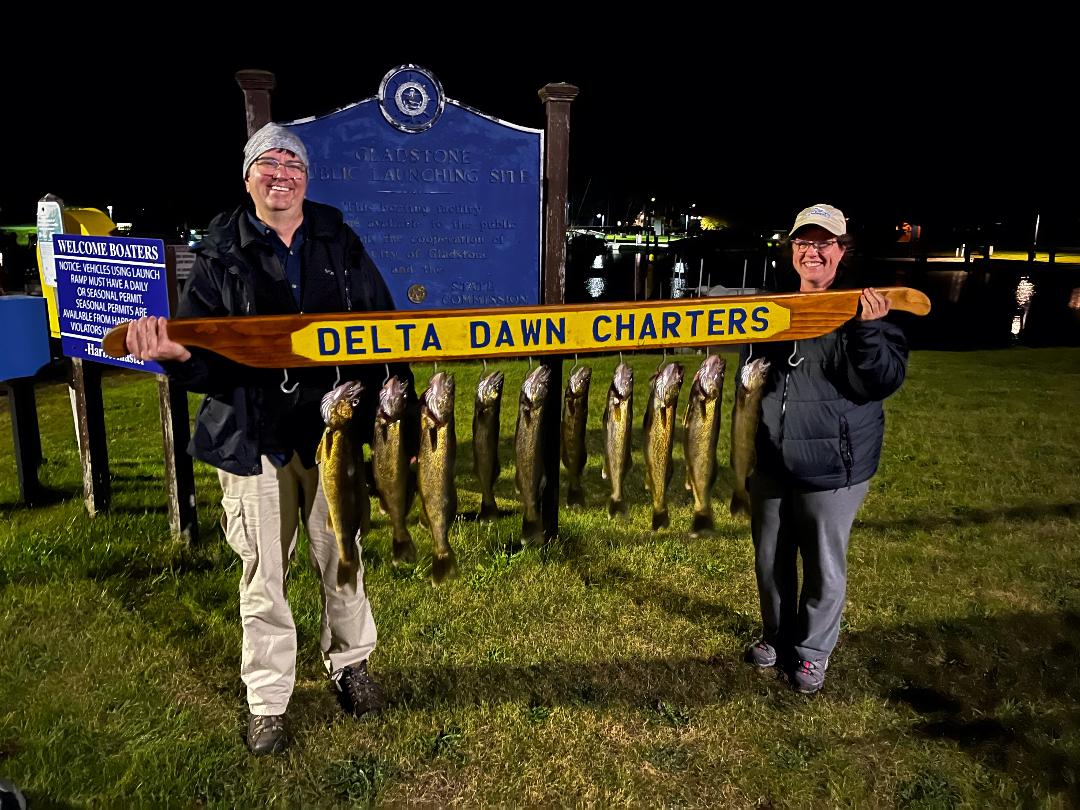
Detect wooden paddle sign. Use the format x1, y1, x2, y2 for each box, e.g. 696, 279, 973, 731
101, 287, 930, 368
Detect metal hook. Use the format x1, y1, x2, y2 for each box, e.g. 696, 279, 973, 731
281, 369, 299, 394
528, 355, 533, 369
746, 343, 754, 362
333, 366, 341, 388
569, 353, 580, 375
619, 350, 624, 367
383, 363, 390, 385
788, 341, 804, 368
482, 358, 488, 374
658, 347, 667, 371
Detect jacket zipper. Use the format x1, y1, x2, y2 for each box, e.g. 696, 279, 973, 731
778, 371, 790, 443
839, 415, 853, 486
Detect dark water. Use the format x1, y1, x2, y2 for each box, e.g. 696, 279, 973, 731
566, 236, 1080, 350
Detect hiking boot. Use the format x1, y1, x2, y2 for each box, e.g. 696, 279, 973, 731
744, 640, 778, 669
792, 658, 828, 695
334, 659, 386, 717
246, 713, 286, 755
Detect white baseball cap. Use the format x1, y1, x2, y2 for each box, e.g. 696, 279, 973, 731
789, 203, 847, 236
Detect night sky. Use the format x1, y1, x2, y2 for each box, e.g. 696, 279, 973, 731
3, 26, 1073, 245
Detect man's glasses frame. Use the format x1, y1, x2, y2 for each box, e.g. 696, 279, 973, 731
253, 157, 307, 176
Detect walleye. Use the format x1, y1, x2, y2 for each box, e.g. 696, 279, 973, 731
561, 365, 592, 507
515, 364, 551, 543
418, 372, 458, 583
683, 355, 726, 537
729, 358, 771, 518
601, 362, 634, 519
472, 369, 505, 520
643, 361, 685, 530
372, 375, 417, 566
315, 381, 369, 588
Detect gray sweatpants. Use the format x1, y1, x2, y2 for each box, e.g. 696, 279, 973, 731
219, 454, 377, 716
749, 471, 869, 663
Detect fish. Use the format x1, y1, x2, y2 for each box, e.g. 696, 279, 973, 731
601, 362, 634, 520
372, 375, 417, 566
683, 354, 727, 537
561, 364, 592, 507
515, 364, 552, 543
472, 369, 505, 520
643, 361, 685, 530
729, 358, 771, 518
417, 371, 458, 583
315, 380, 369, 588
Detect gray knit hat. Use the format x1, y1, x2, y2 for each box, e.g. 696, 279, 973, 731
242, 123, 309, 178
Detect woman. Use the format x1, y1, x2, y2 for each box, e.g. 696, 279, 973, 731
743, 203, 907, 694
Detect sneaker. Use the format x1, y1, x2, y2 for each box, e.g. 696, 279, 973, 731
334, 659, 386, 717
792, 658, 828, 695
744, 640, 778, 669
246, 713, 286, 755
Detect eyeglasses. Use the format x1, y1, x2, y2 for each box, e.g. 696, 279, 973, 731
791, 238, 839, 252
252, 157, 307, 176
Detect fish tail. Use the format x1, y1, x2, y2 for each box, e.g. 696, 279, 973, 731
730, 491, 752, 519
690, 511, 715, 538
392, 529, 417, 566
336, 555, 360, 590
522, 515, 545, 544
477, 498, 500, 521
431, 547, 458, 585
608, 497, 629, 520
567, 485, 586, 508
651, 509, 670, 531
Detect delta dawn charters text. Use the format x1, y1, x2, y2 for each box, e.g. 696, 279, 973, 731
291, 302, 791, 363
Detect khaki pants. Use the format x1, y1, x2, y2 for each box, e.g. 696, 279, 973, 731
219, 454, 377, 716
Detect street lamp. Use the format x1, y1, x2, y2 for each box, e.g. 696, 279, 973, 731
596, 213, 605, 228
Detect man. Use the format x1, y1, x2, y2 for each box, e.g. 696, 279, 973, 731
126, 122, 412, 754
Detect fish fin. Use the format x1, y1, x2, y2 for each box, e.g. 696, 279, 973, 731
651, 509, 670, 531
567, 486, 585, 508
608, 498, 629, 520
431, 547, 458, 585
316, 430, 331, 464
601, 455, 609, 480
690, 511, 715, 538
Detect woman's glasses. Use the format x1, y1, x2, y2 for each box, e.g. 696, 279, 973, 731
791, 238, 839, 252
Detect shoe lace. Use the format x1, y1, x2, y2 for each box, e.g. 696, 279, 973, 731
797, 660, 816, 674
252, 714, 284, 735
337, 663, 373, 696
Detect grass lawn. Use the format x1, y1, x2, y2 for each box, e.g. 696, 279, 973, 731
1, 347, 1079, 807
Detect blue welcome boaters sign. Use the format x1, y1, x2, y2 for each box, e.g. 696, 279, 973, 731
286, 65, 543, 311
54, 234, 170, 373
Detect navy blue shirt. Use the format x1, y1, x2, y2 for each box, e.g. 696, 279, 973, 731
246, 211, 306, 307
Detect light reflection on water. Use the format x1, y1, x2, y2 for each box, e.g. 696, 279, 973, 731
585, 276, 606, 299
1012, 276, 1036, 336
1015, 276, 1035, 307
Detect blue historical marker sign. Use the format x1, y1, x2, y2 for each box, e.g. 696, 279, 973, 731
54, 235, 170, 373
287, 65, 543, 310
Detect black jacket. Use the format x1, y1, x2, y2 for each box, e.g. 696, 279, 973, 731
164, 200, 414, 475
751, 316, 908, 490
